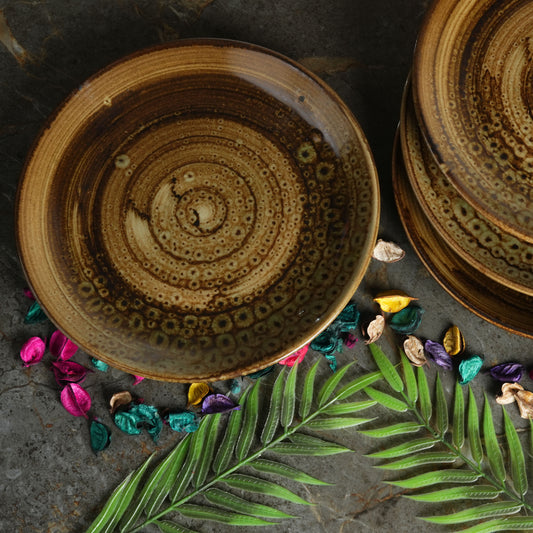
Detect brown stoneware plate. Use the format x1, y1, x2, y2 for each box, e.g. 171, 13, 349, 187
393, 131, 533, 339
400, 80, 533, 296
413, 0, 533, 242
16, 39, 380, 382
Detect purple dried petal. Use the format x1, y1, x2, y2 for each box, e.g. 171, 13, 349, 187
49, 330, 78, 360
201, 393, 241, 415
51, 360, 91, 386
489, 363, 524, 383
60, 383, 91, 418
424, 340, 453, 370
20, 337, 46, 367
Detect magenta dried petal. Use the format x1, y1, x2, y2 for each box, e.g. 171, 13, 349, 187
201, 393, 241, 415
20, 337, 46, 367
60, 383, 91, 418
49, 330, 78, 360
23, 288, 35, 300
424, 340, 453, 370
51, 360, 90, 385
343, 333, 358, 349
279, 344, 309, 367
489, 363, 524, 382
132, 375, 145, 385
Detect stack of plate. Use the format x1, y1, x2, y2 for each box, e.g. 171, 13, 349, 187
393, 0, 533, 337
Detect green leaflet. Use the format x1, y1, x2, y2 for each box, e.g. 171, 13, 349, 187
193, 413, 221, 488
177, 503, 275, 525
298, 358, 320, 419
502, 407, 527, 496
235, 382, 260, 460
223, 473, 311, 505
435, 373, 448, 435
368, 343, 403, 392
453, 381, 465, 449
376, 452, 456, 470
306, 417, 374, 431
317, 361, 355, 407
364, 387, 408, 412
417, 366, 431, 423
421, 501, 523, 524
459, 516, 533, 533
249, 458, 331, 486
270, 442, 351, 456
281, 363, 298, 428
387, 469, 481, 489
406, 485, 502, 502
482, 395, 506, 484
321, 400, 376, 416
400, 350, 418, 404
86, 454, 155, 533
358, 422, 423, 438
261, 367, 285, 445
204, 487, 295, 519
467, 386, 483, 465
154, 519, 198, 533
365, 437, 438, 459
335, 370, 382, 401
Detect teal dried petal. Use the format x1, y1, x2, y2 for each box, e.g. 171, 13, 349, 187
90, 419, 112, 454
114, 411, 142, 436
389, 305, 424, 334
91, 358, 109, 372
229, 378, 243, 395
324, 352, 338, 372
24, 300, 48, 324
459, 355, 484, 385
114, 403, 162, 442
310, 329, 337, 355
166, 411, 200, 433
332, 302, 360, 333
247, 366, 275, 379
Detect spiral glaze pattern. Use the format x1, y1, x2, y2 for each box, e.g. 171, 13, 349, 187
17, 41, 379, 381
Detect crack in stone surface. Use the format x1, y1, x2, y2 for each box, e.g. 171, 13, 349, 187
0, 9, 29, 63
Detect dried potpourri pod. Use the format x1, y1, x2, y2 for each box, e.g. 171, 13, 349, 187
458, 355, 483, 385
201, 393, 240, 415
24, 300, 48, 324
403, 335, 426, 367
165, 411, 200, 433
187, 383, 211, 407
489, 362, 524, 382
278, 344, 309, 366
109, 391, 133, 414
372, 239, 406, 263
363, 315, 385, 345
114, 403, 163, 442
20, 336, 46, 367
496, 382, 524, 405
49, 330, 78, 360
132, 375, 145, 385
91, 358, 109, 372
90, 418, 112, 454
51, 360, 91, 386
389, 305, 424, 335
373, 290, 417, 314
424, 340, 453, 370
60, 383, 91, 418
343, 333, 357, 349
515, 390, 533, 419
442, 325, 465, 356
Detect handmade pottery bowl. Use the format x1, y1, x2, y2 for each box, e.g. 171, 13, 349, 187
16, 39, 379, 381
413, 0, 533, 243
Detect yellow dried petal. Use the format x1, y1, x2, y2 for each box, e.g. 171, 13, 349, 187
364, 315, 385, 344
109, 391, 133, 414
373, 290, 417, 313
496, 382, 524, 405
372, 239, 406, 263
443, 325, 465, 356
515, 390, 533, 419
188, 382, 210, 406
403, 335, 426, 367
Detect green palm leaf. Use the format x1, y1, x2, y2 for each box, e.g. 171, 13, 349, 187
306, 416, 374, 431
434, 373, 448, 435
153, 520, 198, 533
400, 350, 418, 404
249, 458, 331, 486
386, 469, 481, 489
261, 367, 285, 445
364, 386, 408, 412
280, 363, 298, 428
406, 485, 502, 502
459, 516, 533, 532
368, 343, 403, 392
358, 422, 423, 438
335, 370, 382, 400
235, 382, 260, 460
421, 501, 523, 524
376, 452, 457, 470
482, 395, 506, 484
453, 381, 465, 448
317, 361, 355, 407
365, 437, 438, 459
177, 503, 275, 525
321, 400, 376, 416
193, 413, 221, 488
417, 366, 431, 423
299, 358, 320, 419
502, 408, 527, 496
468, 386, 483, 465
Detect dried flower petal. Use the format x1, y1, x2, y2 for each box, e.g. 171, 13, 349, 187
364, 315, 385, 345
515, 390, 533, 419
51, 360, 90, 386
20, 337, 46, 367
23, 288, 35, 300
247, 366, 275, 379
389, 305, 424, 334
24, 300, 48, 324
310, 329, 338, 355
424, 340, 453, 370
496, 382, 524, 405
114, 404, 162, 442
489, 363, 524, 383
188, 383, 211, 406
403, 335, 426, 366
333, 302, 360, 332
229, 378, 242, 395
109, 391, 133, 414
324, 352, 338, 372
343, 333, 357, 349
279, 344, 309, 366
49, 330, 78, 360
165, 411, 200, 433
373, 290, 417, 314
60, 383, 91, 418
132, 375, 145, 385
201, 394, 240, 415
91, 358, 109, 372
442, 325, 465, 356
372, 239, 406, 263
90, 419, 112, 454
458, 355, 483, 385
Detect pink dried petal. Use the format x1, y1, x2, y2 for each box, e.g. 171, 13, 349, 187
51, 360, 90, 386
23, 288, 35, 300
60, 383, 91, 418
49, 330, 78, 360
279, 344, 309, 367
132, 375, 145, 385
20, 337, 46, 367
343, 333, 358, 349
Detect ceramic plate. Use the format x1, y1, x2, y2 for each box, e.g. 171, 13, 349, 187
413, 0, 533, 242
393, 132, 533, 338
400, 80, 533, 296
16, 39, 379, 381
